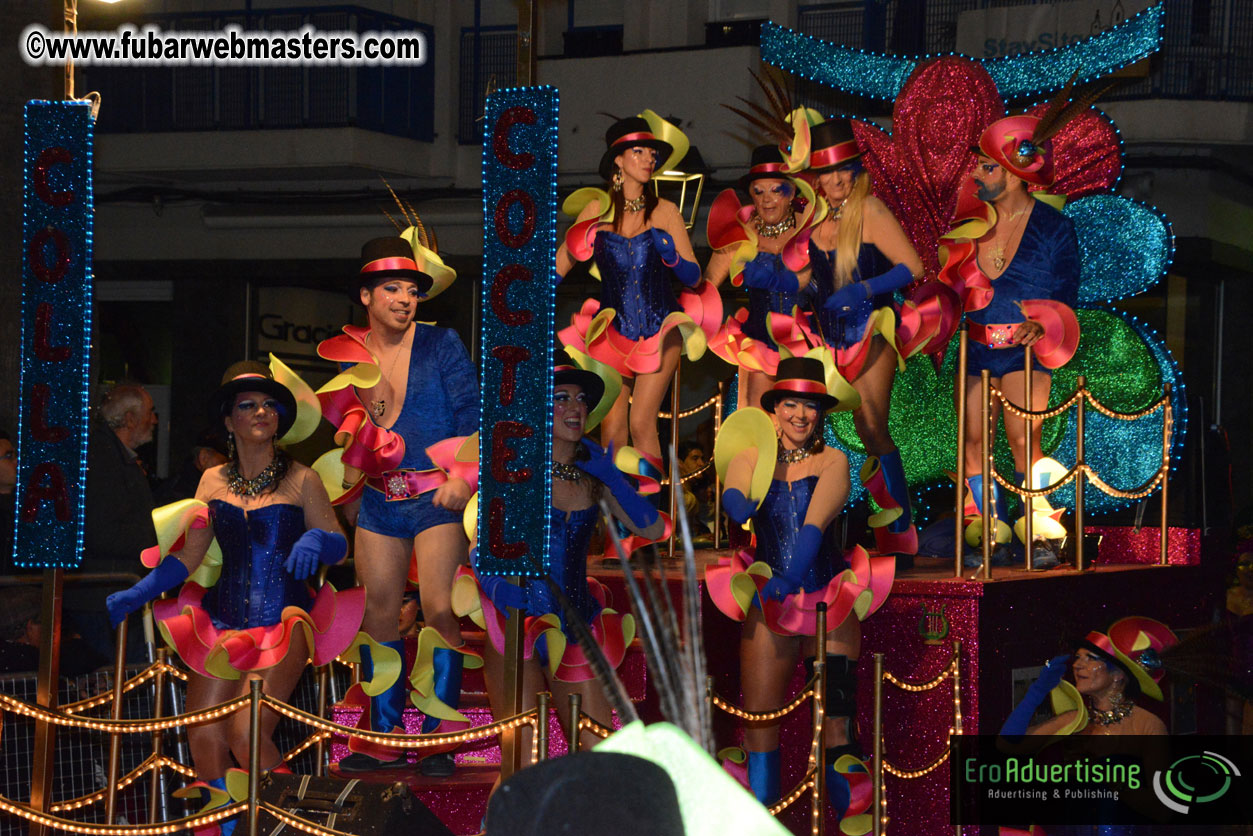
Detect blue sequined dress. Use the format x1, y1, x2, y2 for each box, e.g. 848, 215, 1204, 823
711, 251, 818, 375
752, 476, 846, 590
200, 501, 312, 629
808, 241, 895, 352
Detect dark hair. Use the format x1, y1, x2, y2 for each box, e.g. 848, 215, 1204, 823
607, 172, 659, 233
677, 440, 704, 460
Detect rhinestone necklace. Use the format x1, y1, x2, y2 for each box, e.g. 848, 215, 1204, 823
551, 460, 584, 482
777, 432, 821, 464
623, 194, 646, 213
1087, 695, 1134, 726
755, 213, 796, 239
225, 455, 287, 497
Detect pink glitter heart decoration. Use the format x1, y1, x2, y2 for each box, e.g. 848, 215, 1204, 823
1026, 102, 1122, 198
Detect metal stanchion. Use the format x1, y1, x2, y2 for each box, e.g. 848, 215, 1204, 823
1074, 376, 1087, 571
1160, 383, 1172, 566
980, 369, 993, 577
567, 692, 583, 754
314, 664, 330, 776
954, 326, 969, 578
812, 603, 827, 836
248, 680, 263, 836
105, 616, 128, 826
668, 367, 682, 559
148, 648, 169, 822
952, 640, 962, 836
1022, 346, 1035, 571
871, 653, 885, 836
31, 569, 64, 836
713, 379, 726, 550
536, 691, 550, 762
501, 592, 526, 781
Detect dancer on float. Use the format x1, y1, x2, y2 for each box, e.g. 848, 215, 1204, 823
106, 360, 363, 831
316, 226, 480, 775
943, 113, 1081, 568
556, 111, 717, 483
454, 357, 665, 752
804, 118, 924, 562
705, 144, 823, 410
706, 356, 893, 826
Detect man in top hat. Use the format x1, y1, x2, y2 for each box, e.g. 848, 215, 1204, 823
319, 234, 478, 774
946, 114, 1081, 569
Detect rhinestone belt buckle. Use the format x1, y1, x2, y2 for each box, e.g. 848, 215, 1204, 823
987, 324, 1016, 347
383, 470, 414, 501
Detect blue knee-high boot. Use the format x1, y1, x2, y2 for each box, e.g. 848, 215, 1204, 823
747, 749, 781, 806
338, 640, 409, 772
421, 647, 464, 733
208, 777, 235, 836
878, 449, 913, 535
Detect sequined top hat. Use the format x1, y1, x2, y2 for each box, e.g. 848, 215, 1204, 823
598, 116, 674, 182
356, 236, 435, 297
738, 144, 791, 192
210, 361, 298, 439
807, 119, 862, 173
1078, 616, 1179, 701
759, 356, 839, 412
976, 114, 1055, 187
554, 365, 605, 413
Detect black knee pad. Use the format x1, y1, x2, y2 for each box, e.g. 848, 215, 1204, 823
804, 655, 858, 717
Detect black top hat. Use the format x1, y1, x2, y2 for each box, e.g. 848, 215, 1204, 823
738, 144, 791, 192
598, 116, 673, 182
356, 237, 434, 299
554, 365, 606, 413
210, 361, 298, 439
808, 119, 862, 172
760, 356, 839, 412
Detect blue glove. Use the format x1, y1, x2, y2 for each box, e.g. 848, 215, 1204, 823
284, 529, 348, 580
722, 487, 759, 525
105, 555, 189, 629
824, 263, 913, 312
760, 524, 823, 602
574, 439, 659, 531
741, 259, 800, 293
470, 547, 529, 613
1000, 654, 1071, 739
650, 228, 701, 287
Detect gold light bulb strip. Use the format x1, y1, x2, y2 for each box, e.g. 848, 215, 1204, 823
575, 716, 614, 740
882, 744, 951, 779
1081, 464, 1168, 499
282, 731, 331, 762
1083, 391, 1168, 421
0, 692, 250, 732
0, 794, 247, 835
259, 696, 540, 747
989, 386, 1082, 420
709, 684, 816, 721
766, 772, 816, 815
60, 667, 160, 714
49, 754, 161, 811
881, 653, 959, 692
258, 802, 354, 836
641, 393, 719, 421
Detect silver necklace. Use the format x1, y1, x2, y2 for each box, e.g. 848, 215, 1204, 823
755, 213, 796, 239
777, 432, 821, 464
367, 330, 410, 419
551, 461, 583, 482
623, 194, 646, 213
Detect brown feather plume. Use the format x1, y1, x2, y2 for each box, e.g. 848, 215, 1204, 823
1032, 72, 1120, 145
722, 67, 796, 145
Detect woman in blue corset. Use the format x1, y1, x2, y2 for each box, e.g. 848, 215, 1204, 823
706, 357, 894, 819
107, 361, 361, 824
556, 111, 716, 479
805, 119, 924, 560
705, 145, 823, 410
456, 363, 665, 751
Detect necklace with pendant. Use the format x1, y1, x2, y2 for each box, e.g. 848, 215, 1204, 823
777, 432, 821, 464
988, 206, 1030, 272
1087, 695, 1134, 726
226, 454, 286, 497
623, 194, 646, 213
367, 330, 410, 419
755, 213, 796, 239
551, 460, 583, 482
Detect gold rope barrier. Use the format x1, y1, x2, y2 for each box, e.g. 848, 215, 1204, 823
708, 684, 818, 722
0, 795, 247, 835
0, 691, 251, 732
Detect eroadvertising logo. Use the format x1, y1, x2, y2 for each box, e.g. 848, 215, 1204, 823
952, 736, 1251, 826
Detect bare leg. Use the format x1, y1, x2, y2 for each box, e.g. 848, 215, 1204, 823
850, 338, 897, 457
551, 677, 615, 751
600, 381, 631, 455
741, 369, 775, 414
227, 629, 312, 769
999, 369, 1051, 475
355, 529, 412, 642
627, 330, 682, 462
186, 673, 240, 781
741, 607, 802, 753
957, 373, 1004, 475
802, 613, 862, 749
412, 522, 470, 645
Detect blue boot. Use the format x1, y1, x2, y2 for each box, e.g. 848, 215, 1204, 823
875, 448, 917, 565
338, 640, 408, 772
208, 777, 235, 836
746, 749, 781, 806
417, 646, 465, 777
964, 475, 1012, 567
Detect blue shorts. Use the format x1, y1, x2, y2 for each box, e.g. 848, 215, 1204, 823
357, 488, 461, 540
967, 342, 1050, 379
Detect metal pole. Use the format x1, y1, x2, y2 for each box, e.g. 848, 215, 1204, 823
955, 326, 969, 578
713, 379, 725, 549
567, 692, 583, 754
314, 664, 330, 776
148, 648, 169, 822
871, 653, 884, 836
1160, 383, 1172, 566
668, 367, 682, 559
1075, 376, 1087, 571
951, 640, 962, 836
813, 603, 827, 836
31, 569, 64, 836
516, 0, 537, 85
104, 610, 127, 826
500, 592, 526, 780
1022, 346, 1034, 571
536, 691, 550, 761
981, 369, 992, 577
248, 680, 262, 836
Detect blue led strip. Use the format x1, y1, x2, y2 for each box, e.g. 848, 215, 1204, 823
760, 2, 1164, 102
16, 101, 95, 569
477, 86, 560, 578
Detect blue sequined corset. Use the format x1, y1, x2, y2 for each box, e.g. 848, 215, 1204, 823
752, 477, 845, 592
201, 501, 311, 629
594, 230, 681, 340
969, 202, 1079, 326
524, 505, 601, 627
742, 252, 818, 349
809, 241, 893, 349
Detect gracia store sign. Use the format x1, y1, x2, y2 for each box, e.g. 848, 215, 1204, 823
952, 736, 1252, 826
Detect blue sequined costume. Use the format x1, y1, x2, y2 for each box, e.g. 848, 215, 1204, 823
967, 202, 1079, 378
593, 231, 682, 340
752, 476, 846, 591
741, 251, 818, 351
808, 242, 894, 351
201, 501, 310, 629
356, 324, 479, 539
